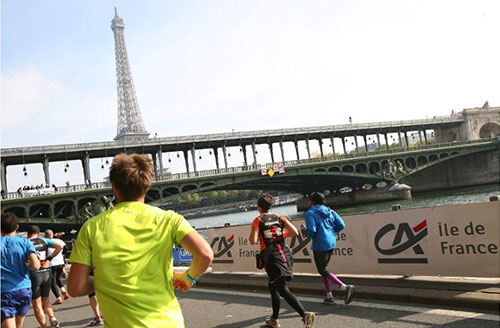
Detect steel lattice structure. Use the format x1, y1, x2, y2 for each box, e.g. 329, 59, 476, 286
111, 8, 149, 141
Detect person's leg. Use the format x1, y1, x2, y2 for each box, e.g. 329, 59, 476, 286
49, 267, 61, 300
15, 315, 26, 328
273, 278, 305, 317
1, 318, 16, 328
31, 298, 47, 328
268, 282, 281, 320
88, 294, 101, 319
40, 275, 59, 327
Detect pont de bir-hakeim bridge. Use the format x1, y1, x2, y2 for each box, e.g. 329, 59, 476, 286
1, 7, 499, 230
1, 104, 499, 229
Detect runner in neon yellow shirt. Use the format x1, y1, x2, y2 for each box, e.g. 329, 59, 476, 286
68, 153, 213, 328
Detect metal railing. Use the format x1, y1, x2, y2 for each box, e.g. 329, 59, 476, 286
3, 138, 493, 201
1, 115, 465, 156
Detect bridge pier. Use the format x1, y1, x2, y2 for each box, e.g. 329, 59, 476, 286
305, 138, 311, 159
213, 147, 220, 172
151, 152, 158, 181
342, 137, 347, 154
405, 132, 409, 147
42, 156, 50, 186
157, 147, 164, 180
183, 150, 190, 177
268, 143, 275, 164
363, 135, 368, 152
318, 139, 324, 158
252, 143, 258, 166
279, 141, 285, 163
81, 153, 91, 185
191, 145, 197, 174
330, 136, 336, 159
354, 135, 359, 152
222, 145, 229, 169
1, 161, 6, 193
242, 146, 248, 168
294, 140, 300, 161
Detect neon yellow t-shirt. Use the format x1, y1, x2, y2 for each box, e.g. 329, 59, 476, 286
70, 201, 195, 328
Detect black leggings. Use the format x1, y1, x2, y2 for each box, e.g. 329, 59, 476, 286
50, 265, 65, 298
313, 249, 333, 277
268, 278, 305, 319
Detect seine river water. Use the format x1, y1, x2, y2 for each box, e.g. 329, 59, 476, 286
188, 184, 499, 230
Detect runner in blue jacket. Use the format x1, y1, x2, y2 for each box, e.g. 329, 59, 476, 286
302, 192, 355, 305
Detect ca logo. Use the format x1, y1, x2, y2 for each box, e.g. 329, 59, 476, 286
210, 235, 235, 264
374, 220, 428, 264
288, 234, 312, 263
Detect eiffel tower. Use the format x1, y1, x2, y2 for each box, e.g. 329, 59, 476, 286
111, 5, 149, 141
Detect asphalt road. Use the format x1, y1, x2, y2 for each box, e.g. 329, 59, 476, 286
23, 288, 499, 328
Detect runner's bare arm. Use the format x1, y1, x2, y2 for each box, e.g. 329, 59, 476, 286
67, 263, 94, 297
283, 219, 299, 237
174, 231, 214, 291
249, 225, 259, 244
28, 252, 40, 271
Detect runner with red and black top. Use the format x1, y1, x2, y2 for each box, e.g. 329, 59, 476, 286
27, 225, 63, 328
249, 193, 315, 328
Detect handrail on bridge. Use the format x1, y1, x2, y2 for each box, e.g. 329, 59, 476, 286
2, 138, 493, 201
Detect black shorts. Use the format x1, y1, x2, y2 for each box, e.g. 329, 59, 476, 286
30, 269, 52, 299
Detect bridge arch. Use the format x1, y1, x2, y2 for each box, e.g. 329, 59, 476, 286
314, 168, 327, 173
429, 154, 439, 162
29, 203, 51, 218
355, 163, 367, 173
417, 155, 428, 166
369, 162, 381, 174
342, 165, 354, 172
146, 189, 160, 203
3, 206, 26, 218
162, 187, 180, 197
479, 122, 500, 138
78, 198, 97, 210
54, 201, 75, 218
405, 157, 417, 169
182, 185, 197, 193
328, 166, 340, 172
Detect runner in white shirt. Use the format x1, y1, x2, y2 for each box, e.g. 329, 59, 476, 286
44, 230, 69, 304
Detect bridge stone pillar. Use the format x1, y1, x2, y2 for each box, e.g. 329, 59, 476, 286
384, 133, 389, 149
212, 147, 220, 171
341, 137, 347, 154
151, 152, 158, 181
376, 133, 381, 150
294, 140, 300, 161
404, 132, 409, 147
318, 139, 324, 158
1, 161, 7, 193
242, 146, 248, 168
183, 150, 190, 177
354, 135, 359, 152
279, 141, 285, 162
157, 146, 164, 180
252, 143, 258, 167
423, 130, 429, 144
418, 130, 423, 144
363, 135, 368, 152
305, 138, 311, 159
330, 136, 336, 159
191, 145, 197, 173
81, 153, 91, 185
268, 143, 275, 164
42, 156, 50, 186
222, 145, 229, 169
398, 132, 403, 147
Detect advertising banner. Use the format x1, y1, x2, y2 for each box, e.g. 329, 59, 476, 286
207, 201, 499, 277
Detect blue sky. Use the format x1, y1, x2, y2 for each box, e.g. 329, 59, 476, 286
1, 0, 500, 189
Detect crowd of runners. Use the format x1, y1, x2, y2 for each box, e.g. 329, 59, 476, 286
2, 153, 354, 328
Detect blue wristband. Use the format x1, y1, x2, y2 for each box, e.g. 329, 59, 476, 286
185, 271, 197, 286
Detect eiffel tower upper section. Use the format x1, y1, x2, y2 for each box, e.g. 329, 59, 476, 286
111, 7, 149, 141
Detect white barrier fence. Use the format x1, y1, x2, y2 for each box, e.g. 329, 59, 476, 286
207, 201, 500, 277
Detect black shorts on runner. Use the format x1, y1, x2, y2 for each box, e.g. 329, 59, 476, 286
30, 269, 52, 299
